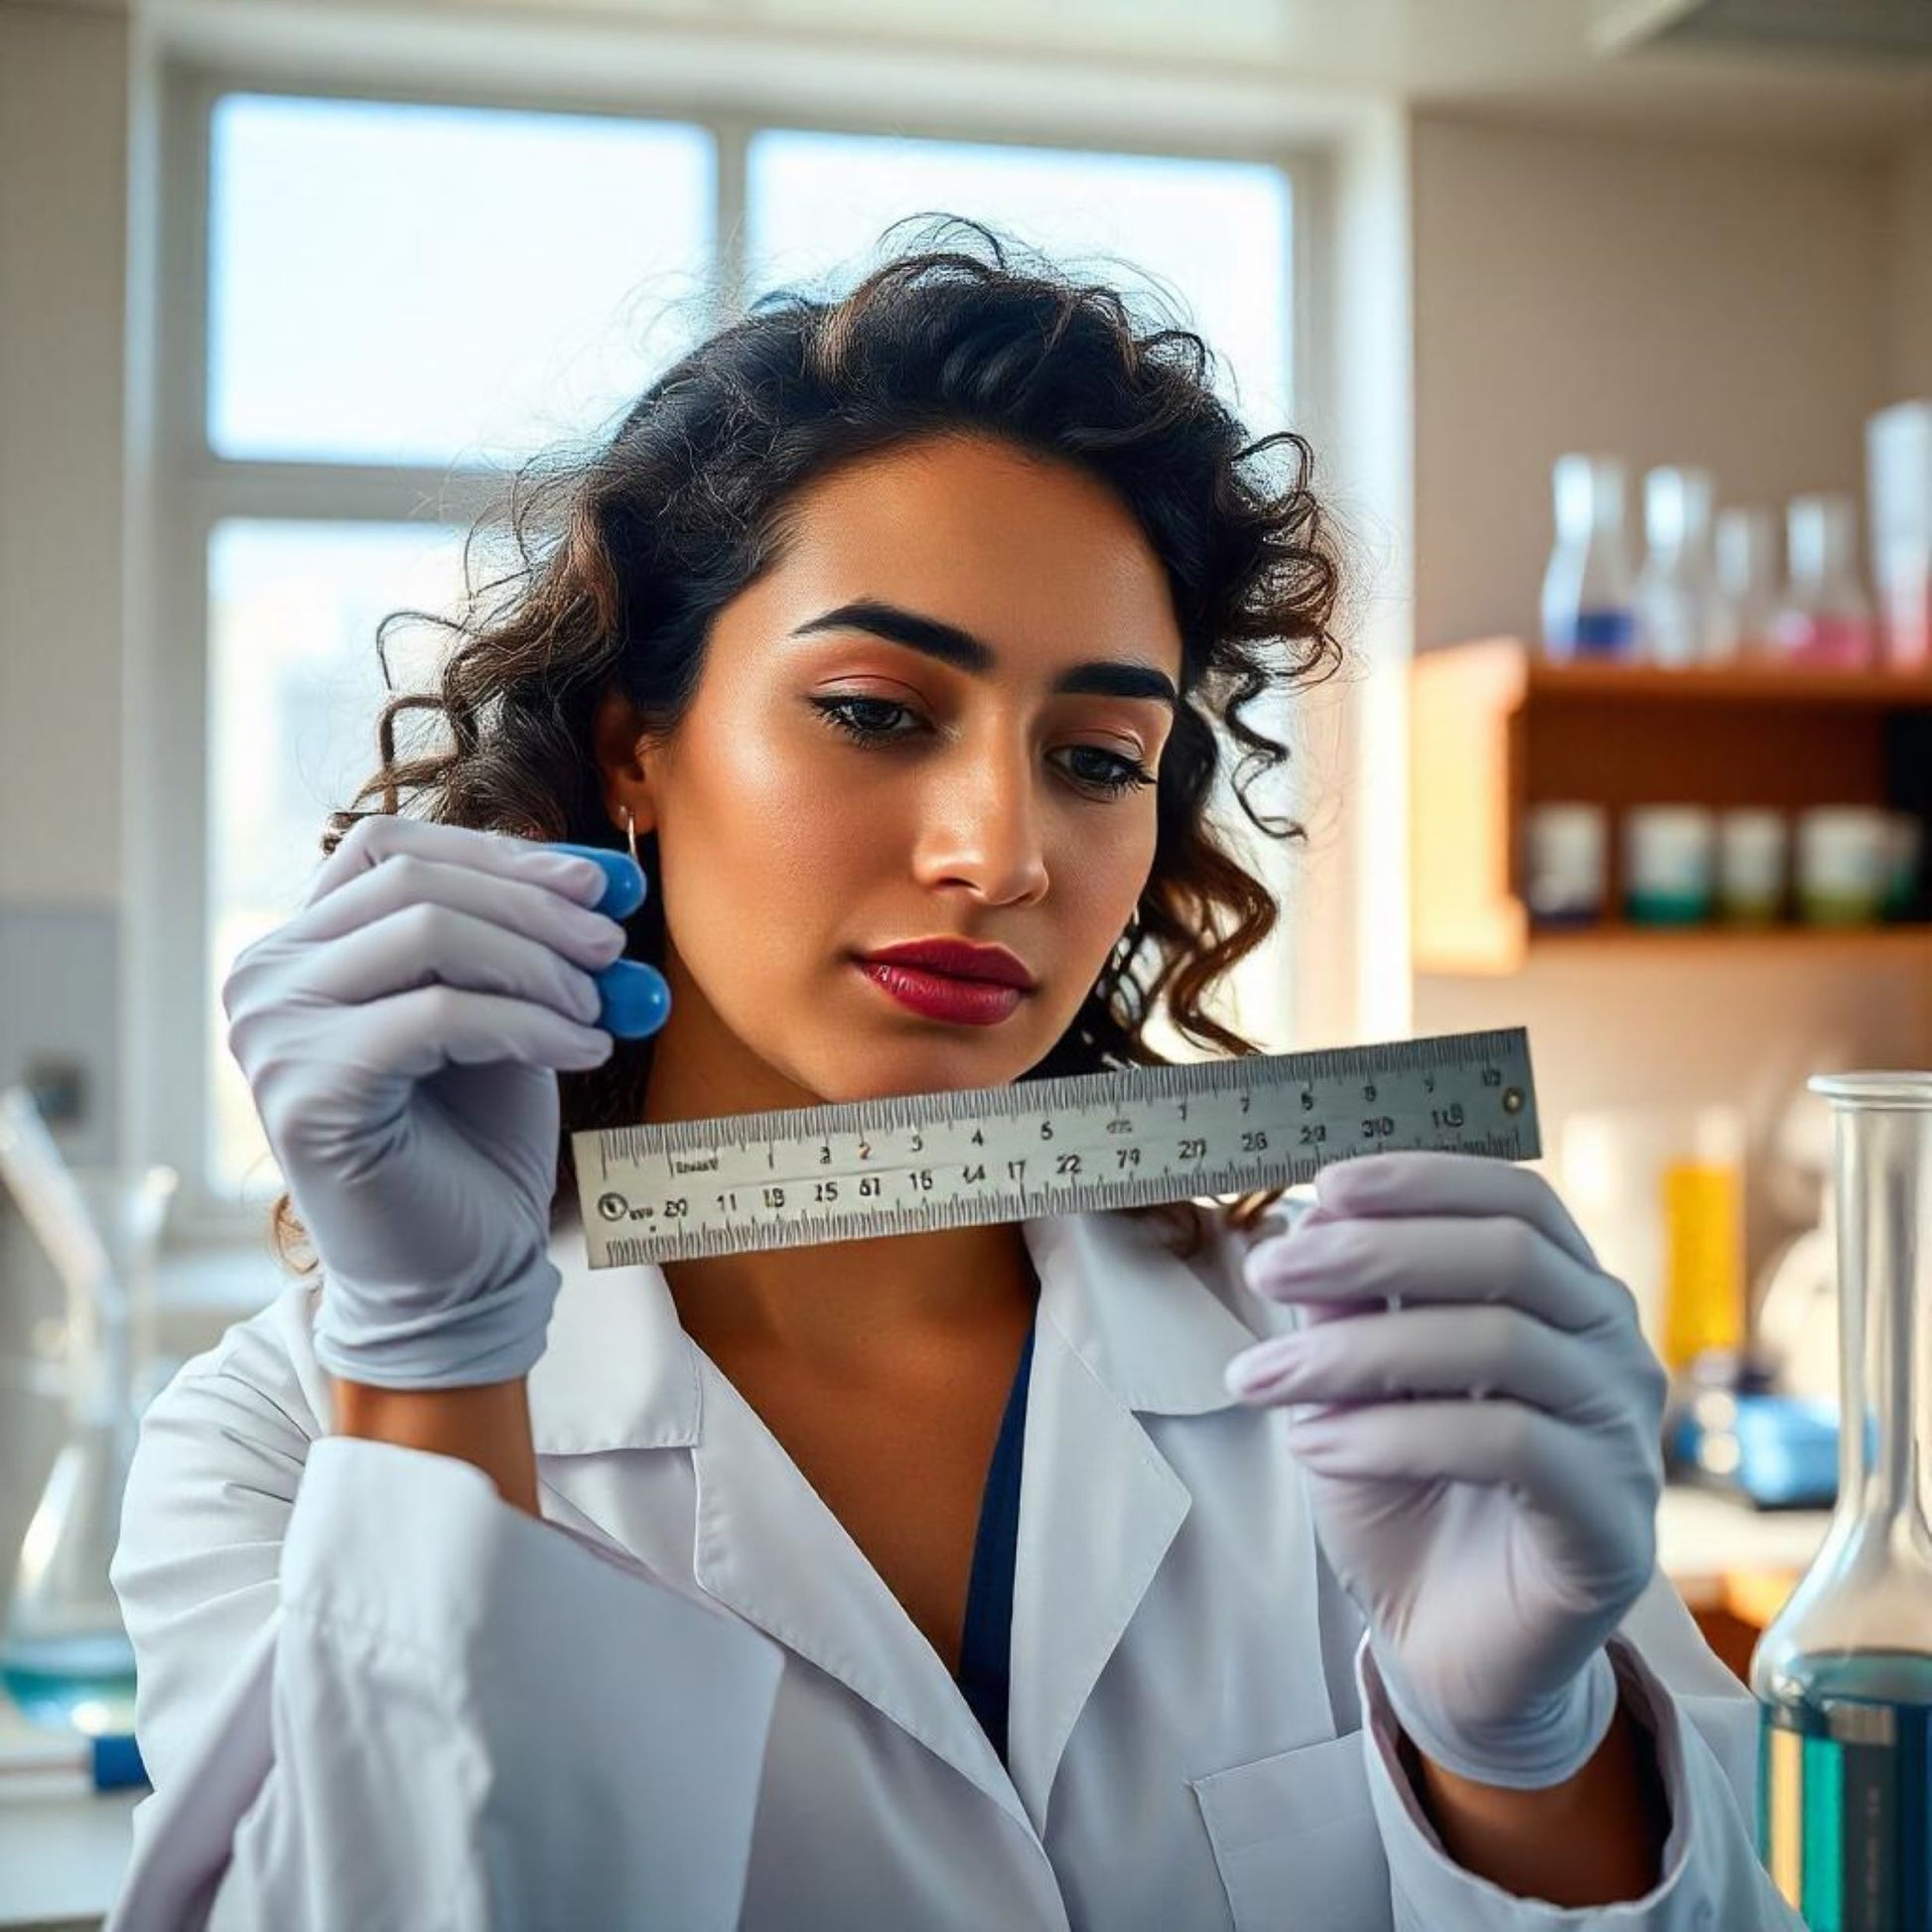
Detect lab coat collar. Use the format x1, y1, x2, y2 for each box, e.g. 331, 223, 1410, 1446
527, 1202, 1260, 1457
526, 1202, 1269, 1838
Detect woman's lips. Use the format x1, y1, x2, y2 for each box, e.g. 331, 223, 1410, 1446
854, 959, 1028, 1027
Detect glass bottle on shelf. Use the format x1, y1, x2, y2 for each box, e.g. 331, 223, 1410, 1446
1540, 454, 1636, 660
1711, 505, 1780, 662
1769, 495, 1877, 670
1634, 466, 1717, 666
1751, 1071, 1932, 1929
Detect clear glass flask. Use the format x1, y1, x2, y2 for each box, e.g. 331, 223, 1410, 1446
0, 1092, 176, 1735
1751, 1070, 1932, 1930
1634, 466, 1717, 665
1541, 454, 1636, 660
1712, 505, 1780, 662
1769, 495, 1877, 671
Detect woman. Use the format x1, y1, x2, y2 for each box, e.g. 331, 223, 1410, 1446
107, 221, 1794, 1930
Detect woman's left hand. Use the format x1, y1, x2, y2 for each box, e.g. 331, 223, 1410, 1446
1225, 1151, 1668, 1789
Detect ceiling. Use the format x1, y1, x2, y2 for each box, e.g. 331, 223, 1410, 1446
136, 0, 1932, 151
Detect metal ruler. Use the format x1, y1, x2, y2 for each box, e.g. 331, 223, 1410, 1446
571, 1027, 1538, 1268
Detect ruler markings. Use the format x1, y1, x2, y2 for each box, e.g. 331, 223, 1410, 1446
572, 1027, 1538, 1268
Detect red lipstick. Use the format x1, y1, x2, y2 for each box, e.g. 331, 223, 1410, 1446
855, 938, 1035, 1027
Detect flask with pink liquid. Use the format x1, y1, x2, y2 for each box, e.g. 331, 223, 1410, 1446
1770, 495, 1876, 670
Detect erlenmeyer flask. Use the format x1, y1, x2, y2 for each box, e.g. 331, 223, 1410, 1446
2, 1411, 140, 1734
1751, 1070, 1932, 1928
1541, 454, 1636, 660
0, 1093, 177, 1734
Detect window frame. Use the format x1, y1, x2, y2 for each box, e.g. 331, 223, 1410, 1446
142, 51, 1330, 1246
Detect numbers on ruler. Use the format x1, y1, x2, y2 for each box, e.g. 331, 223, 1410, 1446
623, 1050, 1523, 1232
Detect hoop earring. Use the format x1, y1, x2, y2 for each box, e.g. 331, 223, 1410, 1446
622, 805, 642, 871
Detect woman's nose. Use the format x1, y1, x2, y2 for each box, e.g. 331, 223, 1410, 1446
909, 749, 1051, 905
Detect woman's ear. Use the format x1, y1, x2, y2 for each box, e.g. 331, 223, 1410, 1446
591, 686, 657, 839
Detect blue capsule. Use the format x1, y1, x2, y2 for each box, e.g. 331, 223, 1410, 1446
545, 841, 669, 1038
592, 958, 671, 1038
547, 842, 646, 920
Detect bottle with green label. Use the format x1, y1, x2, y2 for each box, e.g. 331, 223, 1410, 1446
1750, 1071, 1932, 1930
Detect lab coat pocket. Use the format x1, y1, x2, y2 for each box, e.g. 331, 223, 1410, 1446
1188, 1728, 1391, 1932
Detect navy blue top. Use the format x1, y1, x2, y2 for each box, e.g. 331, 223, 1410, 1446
953, 1311, 1036, 1768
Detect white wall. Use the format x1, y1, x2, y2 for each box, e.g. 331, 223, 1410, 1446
0, 0, 137, 1590
1410, 113, 1892, 651
1886, 129, 1932, 401
1, 1, 130, 902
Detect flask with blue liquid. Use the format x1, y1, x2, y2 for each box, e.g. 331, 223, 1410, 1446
1751, 1071, 1932, 1930
1541, 453, 1637, 660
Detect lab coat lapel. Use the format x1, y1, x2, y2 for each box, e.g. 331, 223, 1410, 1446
528, 1213, 1031, 1831
685, 1348, 1032, 1829
526, 1204, 1264, 1845
1005, 1208, 1262, 1838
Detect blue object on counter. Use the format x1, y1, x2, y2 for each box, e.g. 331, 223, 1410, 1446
0, 1729, 147, 1792
88, 1732, 147, 1790
543, 842, 669, 1039
1671, 1391, 1840, 1509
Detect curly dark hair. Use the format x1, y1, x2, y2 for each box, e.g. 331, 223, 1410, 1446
267, 214, 1347, 1275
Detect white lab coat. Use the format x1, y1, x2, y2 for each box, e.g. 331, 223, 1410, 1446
105, 1200, 1799, 1931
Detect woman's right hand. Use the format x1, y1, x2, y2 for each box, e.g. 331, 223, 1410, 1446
221, 816, 666, 1392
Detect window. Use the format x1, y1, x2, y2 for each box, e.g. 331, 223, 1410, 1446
207, 94, 717, 467
205, 520, 469, 1194
747, 129, 1293, 435
160, 75, 1303, 1225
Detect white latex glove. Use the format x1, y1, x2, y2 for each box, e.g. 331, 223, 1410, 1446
1225, 1151, 1667, 1789
221, 816, 666, 1390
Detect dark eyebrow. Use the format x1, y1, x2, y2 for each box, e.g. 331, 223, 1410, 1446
789, 599, 1178, 711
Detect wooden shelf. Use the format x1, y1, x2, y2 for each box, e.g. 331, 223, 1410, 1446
1528, 921, 1932, 961
1411, 636, 1932, 975
1521, 658, 1932, 707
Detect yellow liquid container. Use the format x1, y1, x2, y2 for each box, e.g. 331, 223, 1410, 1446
1661, 1154, 1744, 1370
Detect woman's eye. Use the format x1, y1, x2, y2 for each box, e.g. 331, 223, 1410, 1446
1050, 742, 1151, 795
811, 695, 923, 738
811, 695, 1151, 799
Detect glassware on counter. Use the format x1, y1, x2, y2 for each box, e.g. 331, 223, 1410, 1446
1867, 400, 1932, 673
1634, 466, 1718, 665
1660, 1105, 1746, 1372
0, 1090, 178, 1736
1771, 495, 1877, 670
1712, 505, 1781, 662
1623, 805, 1716, 924
1751, 1071, 1932, 1930
1716, 808, 1787, 924
1541, 454, 1636, 660
1523, 802, 1607, 926
1796, 807, 1894, 926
